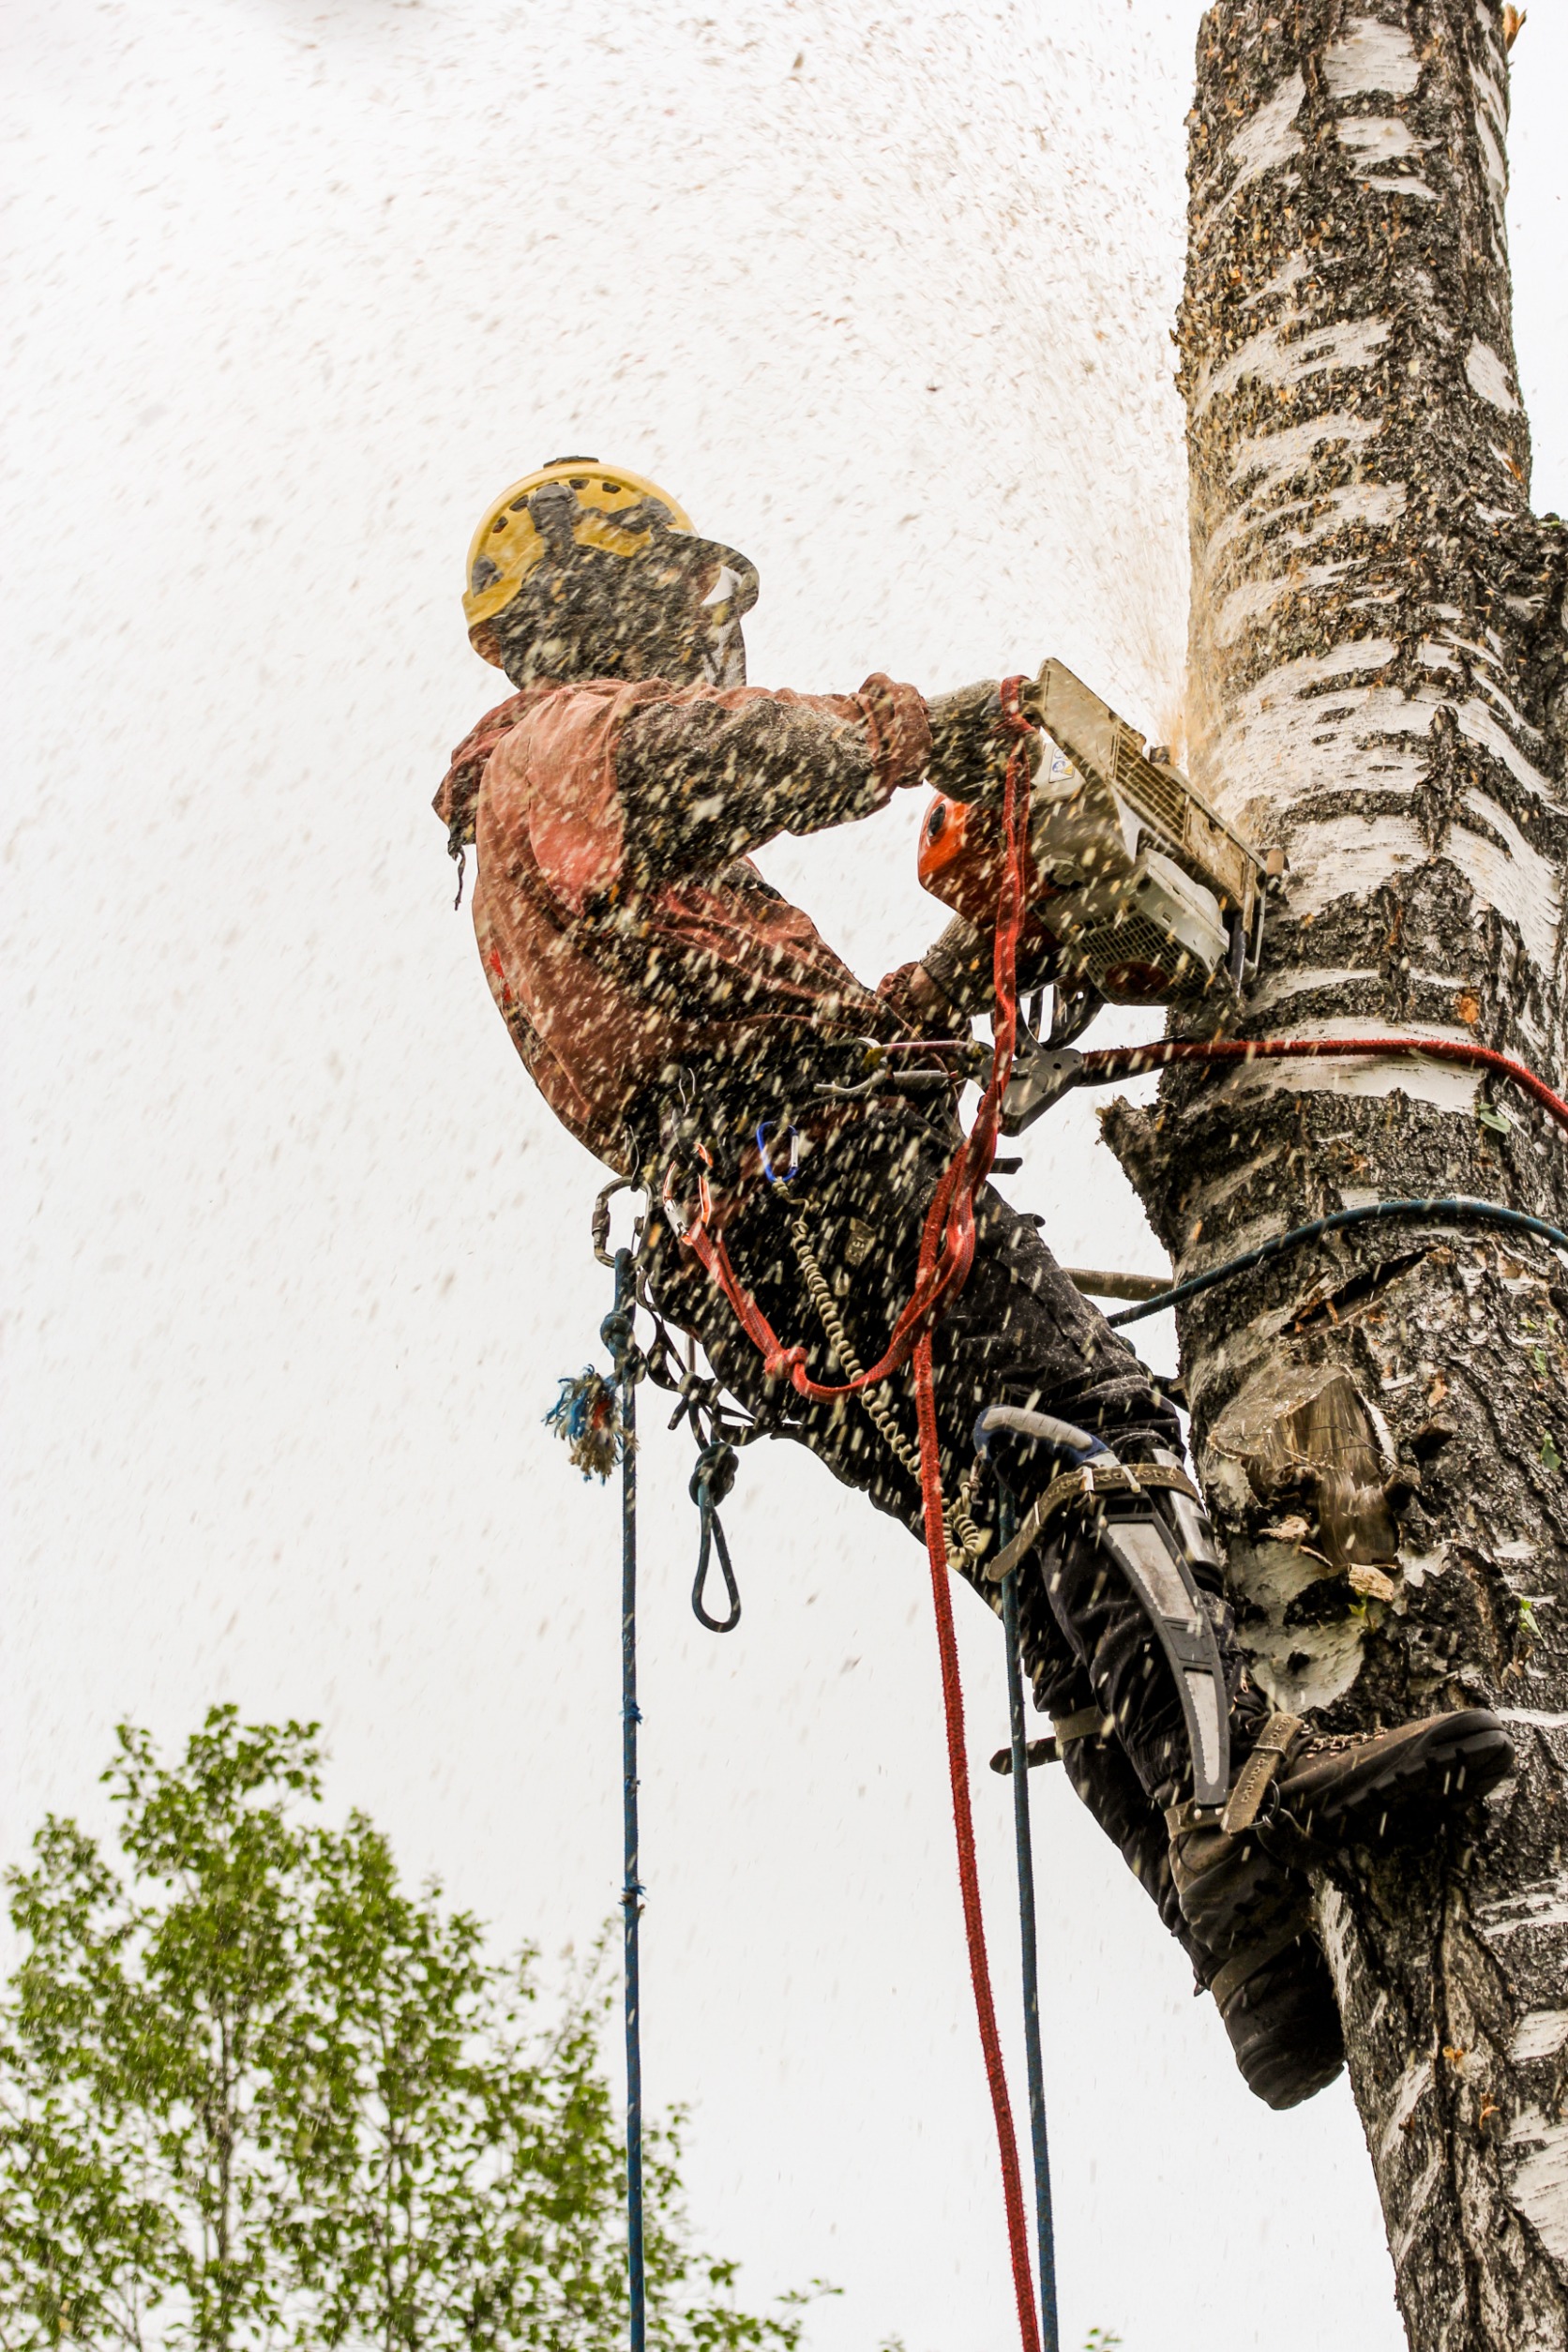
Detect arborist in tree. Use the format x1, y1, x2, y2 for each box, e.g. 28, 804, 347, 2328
436, 460, 1514, 2111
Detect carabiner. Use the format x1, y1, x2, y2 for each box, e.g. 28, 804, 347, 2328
661, 1143, 716, 1244
689, 1440, 742, 1634
756, 1120, 801, 1186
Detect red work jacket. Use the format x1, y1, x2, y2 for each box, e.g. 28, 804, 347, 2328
435, 674, 935, 1168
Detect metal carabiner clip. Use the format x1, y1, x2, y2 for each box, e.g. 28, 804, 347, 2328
662, 1142, 716, 1243
756, 1120, 800, 1186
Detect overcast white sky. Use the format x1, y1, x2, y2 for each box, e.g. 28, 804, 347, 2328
4, 4, 1565, 2347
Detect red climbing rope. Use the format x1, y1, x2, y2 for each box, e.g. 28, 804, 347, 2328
915, 1325, 1041, 2352
1078, 1034, 1568, 1137
908, 682, 1041, 2352
676, 678, 1044, 2349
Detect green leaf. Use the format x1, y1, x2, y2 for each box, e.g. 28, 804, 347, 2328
0, 1715, 807, 2352
1542, 1433, 1561, 1471
1477, 1104, 1512, 1133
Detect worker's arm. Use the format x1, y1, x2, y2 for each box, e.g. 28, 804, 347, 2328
614, 676, 932, 884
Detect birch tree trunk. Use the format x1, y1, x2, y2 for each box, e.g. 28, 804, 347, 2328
1102, 5, 1568, 2344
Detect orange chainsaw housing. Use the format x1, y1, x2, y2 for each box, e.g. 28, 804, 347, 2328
916, 792, 1062, 972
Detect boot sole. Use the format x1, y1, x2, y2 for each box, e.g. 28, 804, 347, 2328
1176, 1710, 1513, 1958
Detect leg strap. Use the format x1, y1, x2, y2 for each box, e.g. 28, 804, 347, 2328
1052, 1705, 1115, 1745
1220, 1712, 1305, 1836
981, 1435, 1233, 1813
983, 1458, 1202, 1586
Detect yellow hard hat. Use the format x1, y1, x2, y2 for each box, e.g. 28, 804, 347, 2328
464, 457, 758, 667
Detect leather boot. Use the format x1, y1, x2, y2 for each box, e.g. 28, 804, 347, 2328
1054, 1707, 1346, 2110
1168, 1707, 1515, 2052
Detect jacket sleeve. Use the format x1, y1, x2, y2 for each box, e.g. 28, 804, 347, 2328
614, 675, 932, 884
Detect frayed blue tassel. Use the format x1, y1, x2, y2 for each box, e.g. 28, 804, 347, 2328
547, 1367, 622, 1481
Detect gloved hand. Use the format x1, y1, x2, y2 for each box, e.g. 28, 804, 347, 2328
916, 912, 1063, 1018
924, 679, 1043, 804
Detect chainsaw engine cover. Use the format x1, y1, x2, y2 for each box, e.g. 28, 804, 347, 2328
918, 750, 1229, 1005
916, 791, 1063, 972
917, 661, 1270, 1008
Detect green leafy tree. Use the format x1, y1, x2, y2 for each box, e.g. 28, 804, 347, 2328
0, 1709, 815, 2351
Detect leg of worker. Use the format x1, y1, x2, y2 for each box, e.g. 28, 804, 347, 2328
643, 1117, 1355, 2111
644, 1099, 1229, 1865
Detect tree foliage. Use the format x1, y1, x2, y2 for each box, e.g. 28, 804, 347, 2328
0, 1709, 815, 2351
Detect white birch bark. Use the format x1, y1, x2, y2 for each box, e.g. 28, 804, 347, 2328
1105, 5, 1568, 2343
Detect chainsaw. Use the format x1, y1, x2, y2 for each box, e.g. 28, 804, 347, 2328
920, 660, 1277, 1132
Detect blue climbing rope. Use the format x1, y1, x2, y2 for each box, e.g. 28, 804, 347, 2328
579, 1236, 1063, 2349
601, 1251, 645, 2352
1108, 1195, 1568, 1327
999, 1493, 1059, 2351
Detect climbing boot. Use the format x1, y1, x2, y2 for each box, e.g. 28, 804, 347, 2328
1053, 1701, 1346, 2110
1168, 1707, 1511, 2111
1202, 1920, 1346, 2111
1169, 1707, 1514, 1975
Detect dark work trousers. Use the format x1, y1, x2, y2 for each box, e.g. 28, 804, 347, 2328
644, 1093, 1242, 1967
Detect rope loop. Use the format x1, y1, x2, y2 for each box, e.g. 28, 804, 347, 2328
995, 672, 1035, 739
690, 1441, 743, 1634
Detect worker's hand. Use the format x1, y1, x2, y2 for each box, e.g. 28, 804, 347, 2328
924, 680, 1043, 804
917, 913, 992, 1016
